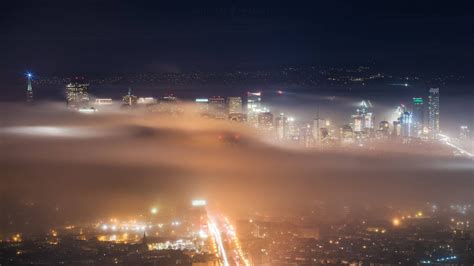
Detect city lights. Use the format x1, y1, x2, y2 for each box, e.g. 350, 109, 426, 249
392, 218, 401, 226
150, 207, 158, 214
191, 199, 207, 207
3, 1, 474, 265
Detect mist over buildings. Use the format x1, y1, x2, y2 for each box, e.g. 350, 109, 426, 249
2, 102, 473, 232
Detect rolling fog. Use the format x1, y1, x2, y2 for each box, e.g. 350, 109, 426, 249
1, 102, 473, 230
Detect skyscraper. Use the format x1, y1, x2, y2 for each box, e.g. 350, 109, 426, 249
257, 112, 273, 131
287, 117, 299, 141
66, 78, 89, 108
227, 97, 243, 114
352, 100, 373, 133
209, 96, 226, 119
195, 98, 209, 116
313, 117, 326, 147
275, 113, 288, 141
26, 72, 33, 103
412, 97, 424, 138
247, 92, 262, 127
428, 88, 440, 139
400, 111, 413, 139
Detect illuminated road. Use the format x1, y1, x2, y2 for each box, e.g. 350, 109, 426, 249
208, 215, 230, 266
438, 133, 473, 158
207, 212, 250, 266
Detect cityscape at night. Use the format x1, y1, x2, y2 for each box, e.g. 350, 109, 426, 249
1, 0, 474, 265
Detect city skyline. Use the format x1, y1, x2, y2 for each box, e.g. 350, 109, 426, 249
2, 0, 474, 264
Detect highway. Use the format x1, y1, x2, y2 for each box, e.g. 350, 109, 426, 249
207, 212, 250, 266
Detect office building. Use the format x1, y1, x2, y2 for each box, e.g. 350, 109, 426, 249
195, 98, 209, 116
66, 78, 90, 108
428, 88, 440, 139
247, 92, 262, 127
209, 96, 226, 119
227, 97, 243, 114
275, 113, 288, 141
412, 97, 424, 138
313, 117, 326, 147
257, 112, 273, 131
400, 111, 413, 138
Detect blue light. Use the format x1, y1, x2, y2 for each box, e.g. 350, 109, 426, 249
26, 72, 32, 78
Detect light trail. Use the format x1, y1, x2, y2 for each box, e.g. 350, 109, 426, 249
222, 217, 251, 266
438, 133, 473, 158
208, 215, 230, 266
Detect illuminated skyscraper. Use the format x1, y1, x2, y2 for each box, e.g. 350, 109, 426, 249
257, 112, 273, 131
287, 117, 299, 141
353, 115, 363, 132
26, 72, 33, 102
275, 113, 288, 141
412, 97, 424, 138
227, 97, 243, 114
352, 100, 373, 133
195, 98, 209, 116
247, 92, 262, 127
66, 78, 89, 108
400, 111, 413, 138
209, 96, 226, 119
313, 117, 326, 148
157, 94, 179, 114
428, 88, 440, 139
297, 122, 313, 148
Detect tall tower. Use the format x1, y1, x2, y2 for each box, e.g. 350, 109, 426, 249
428, 88, 440, 139
26, 72, 33, 102
247, 92, 262, 127
412, 97, 424, 138
227, 97, 243, 114
275, 113, 288, 141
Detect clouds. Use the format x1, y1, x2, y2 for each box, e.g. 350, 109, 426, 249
1, 102, 473, 228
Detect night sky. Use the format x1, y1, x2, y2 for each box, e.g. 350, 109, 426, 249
2, 0, 474, 77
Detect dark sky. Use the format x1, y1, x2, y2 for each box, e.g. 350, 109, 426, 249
1, 0, 474, 77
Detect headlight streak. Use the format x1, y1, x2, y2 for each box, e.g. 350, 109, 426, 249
207, 215, 230, 266
439, 133, 473, 158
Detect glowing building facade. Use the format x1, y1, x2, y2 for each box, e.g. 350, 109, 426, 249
209, 96, 226, 119
275, 113, 288, 141
412, 97, 424, 138
428, 88, 440, 139
247, 92, 262, 127
352, 100, 374, 133
257, 112, 273, 131
227, 97, 243, 114
313, 118, 326, 147
66, 79, 90, 108
400, 111, 413, 138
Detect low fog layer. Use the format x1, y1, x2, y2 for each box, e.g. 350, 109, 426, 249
1, 103, 473, 227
